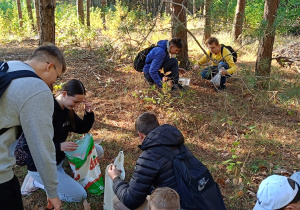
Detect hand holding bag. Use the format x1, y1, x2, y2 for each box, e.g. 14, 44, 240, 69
103, 151, 125, 210
65, 134, 104, 195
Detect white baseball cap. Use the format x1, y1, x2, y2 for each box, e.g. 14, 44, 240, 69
253, 175, 299, 210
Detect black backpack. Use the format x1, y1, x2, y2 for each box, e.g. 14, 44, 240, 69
133, 45, 157, 72
0, 61, 41, 136
151, 145, 226, 210
210, 44, 237, 63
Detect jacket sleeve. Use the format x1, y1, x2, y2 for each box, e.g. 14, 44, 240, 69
197, 50, 210, 65
149, 49, 167, 88
113, 151, 160, 209
222, 48, 237, 74
71, 111, 95, 134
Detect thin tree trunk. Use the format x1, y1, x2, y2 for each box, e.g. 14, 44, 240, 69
165, 0, 171, 15
192, 0, 196, 15
16, 0, 23, 27
101, 0, 107, 30
203, 0, 211, 44
255, 0, 280, 89
26, 0, 35, 30
39, 0, 56, 45
34, 0, 40, 33
199, 0, 204, 15
77, 0, 84, 24
87, 0, 90, 27
171, 0, 189, 69
232, 0, 246, 43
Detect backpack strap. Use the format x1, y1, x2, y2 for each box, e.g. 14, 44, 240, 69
0, 62, 41, 136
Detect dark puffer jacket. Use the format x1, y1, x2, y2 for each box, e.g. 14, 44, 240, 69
112, 124, 184, 209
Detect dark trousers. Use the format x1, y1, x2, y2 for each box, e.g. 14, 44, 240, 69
0, 175, 24, 210
144, 58, 179, 85
201, 62, 229, 86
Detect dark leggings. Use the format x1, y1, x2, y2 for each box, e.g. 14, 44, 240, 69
0, 175, 24, 210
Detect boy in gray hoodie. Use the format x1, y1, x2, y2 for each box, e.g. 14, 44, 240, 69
0, 44, 66, 210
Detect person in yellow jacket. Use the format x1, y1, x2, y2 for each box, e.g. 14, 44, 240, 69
194, 37, 237, 90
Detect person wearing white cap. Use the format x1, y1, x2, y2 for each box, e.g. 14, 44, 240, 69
254, 175, 300, 210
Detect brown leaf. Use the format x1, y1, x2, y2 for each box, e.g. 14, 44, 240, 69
164, 71, 171, 76
145, 106, 152, 110
216, 178, 226, 187
259, 166, 268, 172
237, 191, 243, 197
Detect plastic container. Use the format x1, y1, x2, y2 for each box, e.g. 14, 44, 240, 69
178, 77, 191, 86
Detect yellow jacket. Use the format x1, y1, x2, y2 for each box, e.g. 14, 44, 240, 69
197, 47, 237, 74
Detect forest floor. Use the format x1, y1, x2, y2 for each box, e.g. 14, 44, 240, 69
1, 38, 300, 210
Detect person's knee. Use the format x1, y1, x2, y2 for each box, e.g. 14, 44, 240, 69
218, 62, 229, 69
95, 144, 104, 159
62, 190, 87, 202
201, 70, 209, 79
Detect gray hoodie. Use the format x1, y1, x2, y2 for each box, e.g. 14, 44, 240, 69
0, 61, 58, 198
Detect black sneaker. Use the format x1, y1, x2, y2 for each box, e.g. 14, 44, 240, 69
218, 84, 227, 90
172, 83, 185, 91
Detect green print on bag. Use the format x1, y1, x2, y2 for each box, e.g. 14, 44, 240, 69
65, 134, 104, 195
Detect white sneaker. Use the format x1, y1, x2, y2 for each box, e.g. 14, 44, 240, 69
21, 174, 38, 195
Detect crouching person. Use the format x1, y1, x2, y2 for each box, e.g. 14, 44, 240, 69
108, 112, 226, 210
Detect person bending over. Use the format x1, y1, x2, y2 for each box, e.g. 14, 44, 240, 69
20, 79, 104, 202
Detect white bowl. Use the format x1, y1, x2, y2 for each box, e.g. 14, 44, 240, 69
178, 77, 190, 86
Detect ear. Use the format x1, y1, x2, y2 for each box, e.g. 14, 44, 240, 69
46, 62, 54, 72
138, 132, 146, 141
61, 91, 67, 97
285, 204, 296, 210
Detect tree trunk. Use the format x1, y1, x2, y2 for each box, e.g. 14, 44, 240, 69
192, 0, 196, 15
101, 0, 107, 30
203, 0, 211, 44
16, 0, 23, 27
199, 0, 204, 15
77, 0, 84, 24
86, 0, 90, 27
232, 0, 246, 43
34, 0, 40, 33
165, 0, 171, 15
171, 0, 189, 69
39, 0, 56, 45
25, 0, 35, 30
255, 0, 280, 89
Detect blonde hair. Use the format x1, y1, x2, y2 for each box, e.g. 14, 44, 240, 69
149, 187, 180, 210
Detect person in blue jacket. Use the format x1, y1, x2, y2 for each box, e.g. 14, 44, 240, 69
143, 38, 184, 90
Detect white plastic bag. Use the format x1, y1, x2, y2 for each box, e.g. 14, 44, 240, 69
103, 151, 125, 210
210, 72, 221, 86
65, 134, 104, 195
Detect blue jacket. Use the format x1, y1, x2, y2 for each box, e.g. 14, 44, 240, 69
112, 124, 184, 209
143, 40, 169, 87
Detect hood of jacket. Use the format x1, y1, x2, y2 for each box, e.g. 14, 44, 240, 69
156, 40, 168, 52
140, 124, 184, 150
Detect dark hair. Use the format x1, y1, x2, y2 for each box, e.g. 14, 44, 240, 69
62, 79, 86, 130
170, 37, 182, 49
29, 43, 66, 73
278, 179, 300, 210
62, 79, 86, 96
135, 112, 159, 135
205, 37, 219, 46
